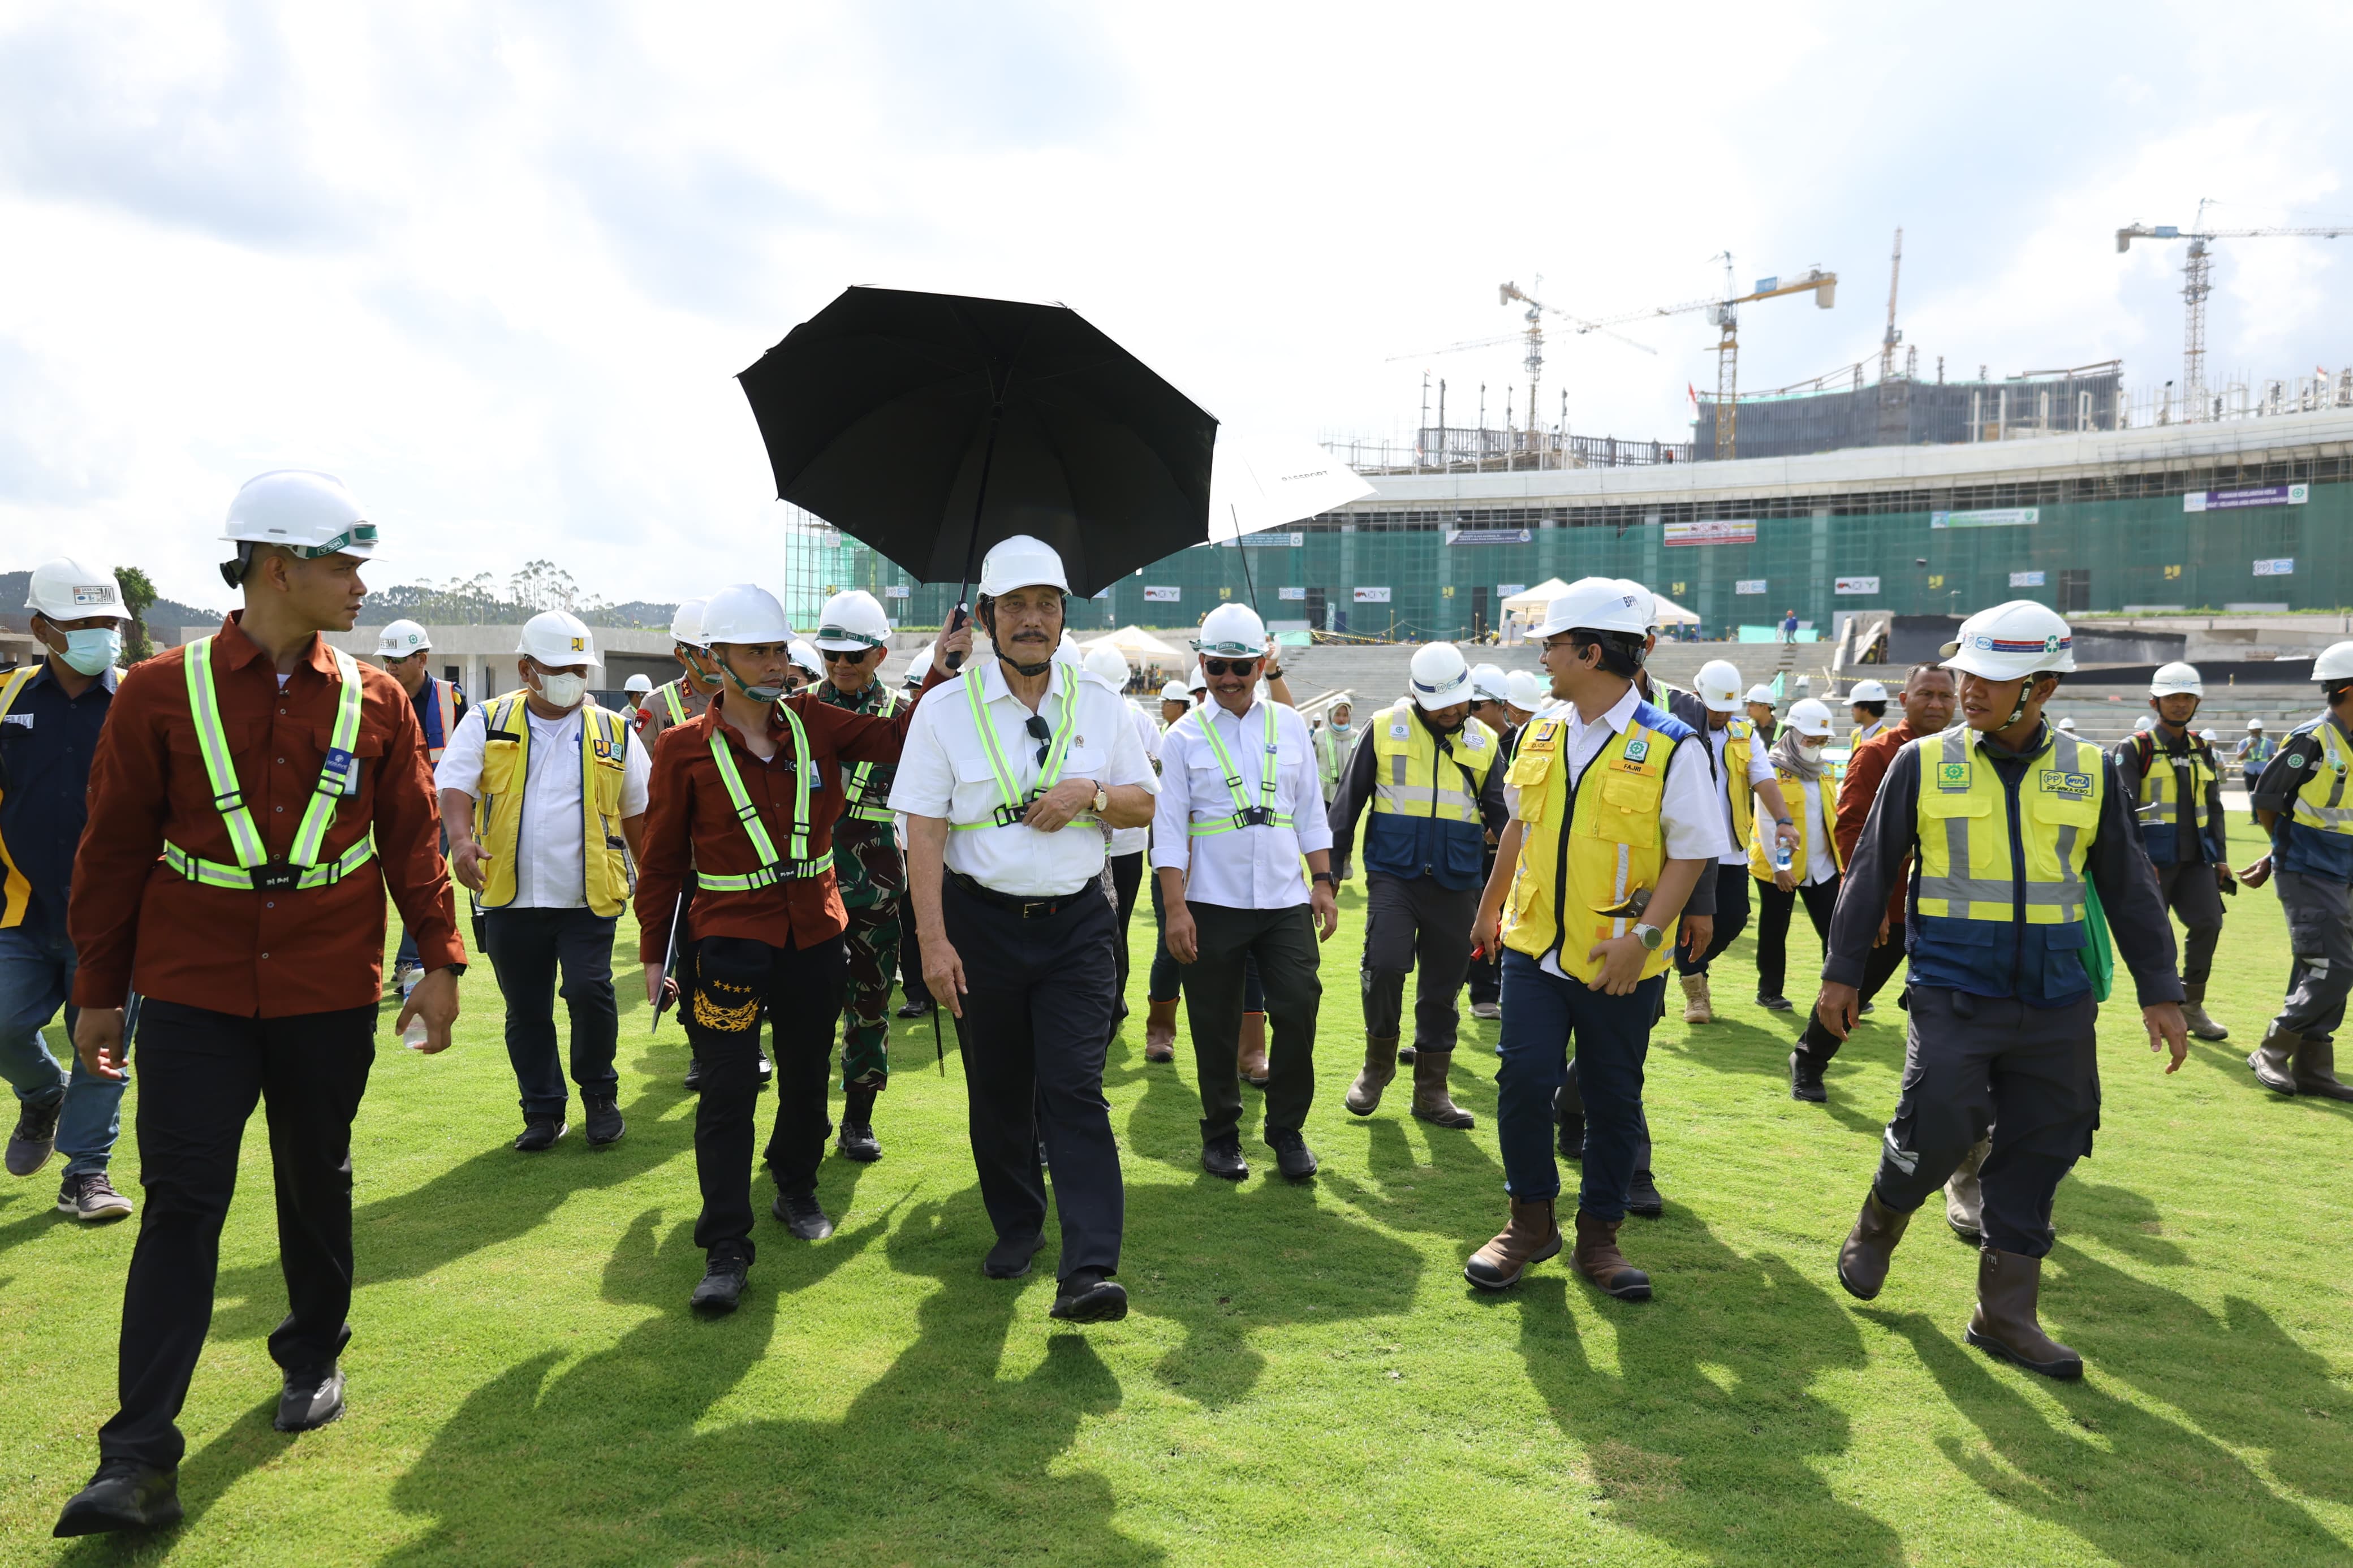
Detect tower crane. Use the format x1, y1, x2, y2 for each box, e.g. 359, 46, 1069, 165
1880, 227, 1904, 383
1571, 254, 1838, 459
1387, 280, 1654, 435
2118, 199, 2352, 421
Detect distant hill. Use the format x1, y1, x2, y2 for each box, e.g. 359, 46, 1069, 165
0, 568, 222, 646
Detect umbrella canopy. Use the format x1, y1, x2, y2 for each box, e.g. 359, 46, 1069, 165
1080, 625, 1183, 662
1206, 434, 1372, 542
738, 287, 1218, 599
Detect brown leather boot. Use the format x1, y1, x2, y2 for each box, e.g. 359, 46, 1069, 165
1409, 1049, 1475, 1129
2291, 1035, 2353, 1102
1570, 1208, 1651, 1299
1964, 1246, 2083, 1379
1836, 1189, 1914, 1301
1344, 1035, 1399, 1116
2180, 982, 2229, 1042
1679, 972, 1713, 1024
2248, 1023, 2300, 1095
1943, 1135, 1990, 1242
1143, 998, 1178, 1064
1237, 1012, 1269, 1087
1463, 1196, 1562, 1290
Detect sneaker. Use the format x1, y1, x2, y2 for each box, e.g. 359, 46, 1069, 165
582, 1095, 624, 1148
1469, 1000, 1502, 1021
57, 1172, 133, 1223
514, 1117, 567, 1152
895, 999, 932, 1019
53, 1459, 181, 1537
773, 1192, 835, 1241
1756, 994, 1793, 1012
691, 1243, 750, 1315
8, 1097, 63, 1177
1050, 1268, 1128, 1323
1266, 1126, 1318, 1181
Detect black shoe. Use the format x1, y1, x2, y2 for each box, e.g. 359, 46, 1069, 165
1050, 1268, 1128, 1323
1626, 1168, 1665, 1219
683, 1057, 704, 1092
1757, 994, 1793, 1012
773, 1192, 834, 1240
691, 1243, 750, 1314
274, 1363, 346, 1432
838, 1085, 881, 1161
755, 1053, 774, 1089
513, 1117, 566, 1152
1266, 1126, 1318, 1181
896, 999, 932, 1019
1397, 1044, 1418, 1065
1858, 1001, 1876, 1017
1789, 1049, 1828, 1103
985, 1232, 1046, 1280
1557, 1106, 1585, 1163
53, 1459, 181, 1537
582, 1094, 625, 1147
7, 1096, 62, 1177
1201, 1136, 1248, 1181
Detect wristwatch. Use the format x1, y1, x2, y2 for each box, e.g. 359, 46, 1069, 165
1631, 923, 1666, 952
1093, 786, 1110, 814
1312, 871, 1335, 885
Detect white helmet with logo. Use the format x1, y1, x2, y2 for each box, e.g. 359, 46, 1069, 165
1848, 679, 1890, 704
788, 639, 824, 677
1786, 698, 1835, 737
25, 556, 129, 621
977, 534, 1071, 598
1533, 577, 1652, 638
1407, 643, 1472, 710
624, 673, 653, 694
1196, 602, 1268, 656
1159, 677, 1190, 702
670, 597, 710, 650
376, 618, 430, 658
1084, 645, 1131, 688
1941, 600, 2075, 680
813, 589, 891, 652
700, 584, 793, 646
518, 610, 601, 669
1469, 662, 1510, 703
219, 470, 374, 589
2149, 661, 2204, 698
1506, 668, 1549, 711
1615, 579, 1661, 632
1695, 659, 1743, 713
1744, 684, 1777, 706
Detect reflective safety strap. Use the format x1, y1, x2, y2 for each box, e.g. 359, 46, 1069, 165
953, 670, 1078, 831
841, 687, 903, 821
701, 706, 826, 889
165, 832, 376, 890
660, 682, 688, 725
169, 637, 368, 888
288, 647, 367, 868
182, 636, 270, 869
1188, 702, 1291, 836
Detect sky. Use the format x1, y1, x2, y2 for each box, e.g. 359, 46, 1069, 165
3, 0, 2350, 612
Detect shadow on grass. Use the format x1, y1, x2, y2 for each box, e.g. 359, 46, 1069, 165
380, 1195, 1158, 1566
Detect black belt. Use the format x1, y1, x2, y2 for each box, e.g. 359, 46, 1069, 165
946, 870, 1091, 919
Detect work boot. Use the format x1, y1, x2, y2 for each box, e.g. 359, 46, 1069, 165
7, 1096, 62, 1177
2248, 1023, 2300, 1095
1789, 1048, 1827, 1103
1964, 1246, 2083, 1379
1570, 1209, 1652, 1300
1143, 997, 1178, 1063
837, 1085, 882, 1161
582, 1093, 625, 1148
1463, 1196, 1562, 1291
1238, 1012, 1270, 1087
1409, 1049, 1475, 1129
2180, 983, 2229, 1042
1835, 1189, 1915, 1301
1680, 972, 1713, 1025
1345, 1034, 1400, 1116
1945, 1135, 1991, 1242
53, 1460, 181, 1537
2291, 1036, 2353, 1102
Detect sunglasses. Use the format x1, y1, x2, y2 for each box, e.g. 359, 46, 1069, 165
1024, 714, 1053, 767
820, 647, 871, 664
1202, 658, 1260, 677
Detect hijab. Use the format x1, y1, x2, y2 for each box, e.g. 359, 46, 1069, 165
1769, 724, 1826, 782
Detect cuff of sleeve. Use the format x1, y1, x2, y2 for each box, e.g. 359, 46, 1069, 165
69, 971, 131, 1011
417, 931, 468, 973
1820, 954, 1867, 990
2134, 974, 2187, 1008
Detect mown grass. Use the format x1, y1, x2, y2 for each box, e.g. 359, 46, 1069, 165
4, 816, 2351, 1565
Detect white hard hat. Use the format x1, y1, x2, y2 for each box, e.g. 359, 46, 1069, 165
517, 610, 601, 669
1616, 579, 1661, 632
1506, 669, 1548, 710
624, 673, 653, 694
2316, 642, 2353, 683
700, 583, 793, 646
2134, 715, 2154, 731
1159, 678, 1190, 702
1469, 662, 1510, 703
670, 597, 710, 650
977, 534, 1070, 598
903, 643, 934, 688
2149, 661, 2204, 698
1330, 694, 1356, 715
221, 470, 374, 558
25, 556, 129, 621
375, 617, 429, 657
1407, 643, 1472, 710
1052, 630, 1085, 667
2057, 716, 2078, 732
1744, 684, 1777, 706
1084, 645, 1130, 687
1848, 679, 1890, 704
2248, 718, 2266, 730
1533, 576, 1651, 639
1786, 698, 1835, 738
813, 589, 891, 652
1196, 602, 1268, 656
1188, 662, 1208, 692
2200, 728, 2219, 742
1941, 600, 2075, 680
789, 639, 824, 677
1695, 659, 1743, 714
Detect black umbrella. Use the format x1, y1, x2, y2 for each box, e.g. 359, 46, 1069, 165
736, 287, 1218, 602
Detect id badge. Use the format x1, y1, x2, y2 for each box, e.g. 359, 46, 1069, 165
324, 746, 359, 797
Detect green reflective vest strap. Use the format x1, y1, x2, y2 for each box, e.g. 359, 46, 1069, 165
166, 635, 374, 889
698, 706, 827, 890
841, 686, 903, 823
951, 668, 1078, 832
659, 681, 688, 726
1187, 702, 1290, 836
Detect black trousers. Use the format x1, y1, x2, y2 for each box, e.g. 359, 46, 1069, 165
1110, 850, 1145, 1025
2153, 859, 2225, 989
1755, 875, 1841, 1001
1466, 846, 1502, 1005
946, 876, 1123, 1280
100, 1000, 376, 1469
1673, 863, 1752, 976
1177, 902, 1322, 1141
683, 935, 845, 1256
482, 905, 620, 1120
1798, 915, 1911, 1067
1361, 873, 1479, 1049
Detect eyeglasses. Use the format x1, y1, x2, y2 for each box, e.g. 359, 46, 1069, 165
820, 648, 869, 664
1202, 658, 1260, 677
1024, 713, 1053, 767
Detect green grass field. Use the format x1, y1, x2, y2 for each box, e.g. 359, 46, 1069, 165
6, 818, 2352, 1565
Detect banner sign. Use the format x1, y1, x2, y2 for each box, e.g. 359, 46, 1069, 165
1221, 532, 1303, 547
1664, 518, 1756, 547
1496, 583, 1527, 597
1734, 578, 1768, 595
1143, 585, 1181, 603
1446, 528, 1532, 545
882, 585, 910, 599
2253, 557, 2296, 577
2186, 483, 2308, 512
2010, 570, 2046, 588
1277, 585, 1306, 601
1354, 586, 1392, 603
1834, 576, 1880, 595
1931, 507, 2039, 529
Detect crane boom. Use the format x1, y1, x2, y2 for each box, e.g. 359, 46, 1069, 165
2117, 206, 2352, 420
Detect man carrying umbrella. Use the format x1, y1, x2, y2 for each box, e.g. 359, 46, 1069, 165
891, 536, 1158, 1323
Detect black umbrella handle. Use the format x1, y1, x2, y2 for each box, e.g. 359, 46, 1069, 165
943, 602, 973, 671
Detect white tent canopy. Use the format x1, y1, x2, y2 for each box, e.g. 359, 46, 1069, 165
1080, 625, 1184, 662
1501, 577, 1700, 627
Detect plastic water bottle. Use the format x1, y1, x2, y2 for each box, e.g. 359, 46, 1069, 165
403, 1015, 430, 1050
1774, 837, 1795, 874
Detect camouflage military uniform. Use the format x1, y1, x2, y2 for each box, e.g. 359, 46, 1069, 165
820, 677, 906, 1091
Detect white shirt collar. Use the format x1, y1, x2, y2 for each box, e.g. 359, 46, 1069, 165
977, 655, 1074, 708
1567, 682, 1643, 736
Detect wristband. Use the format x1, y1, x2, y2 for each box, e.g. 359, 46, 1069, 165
1312, 871, 1335, 885
1775, 818, 1794, 826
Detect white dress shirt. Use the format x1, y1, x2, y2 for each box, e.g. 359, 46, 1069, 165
1152, 696, 1332, 910
1527, 683, 1731, 980
1703, 717, 1778, 866
890, 659, 1160, 897
1798, 774, 1837, 885
1111, 700, 1161, 858
435, 699, 650, 909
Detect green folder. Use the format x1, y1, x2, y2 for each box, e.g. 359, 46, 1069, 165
2082, 880, 2115, 1004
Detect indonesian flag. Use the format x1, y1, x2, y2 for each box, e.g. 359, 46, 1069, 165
1687, 382, 1698, 405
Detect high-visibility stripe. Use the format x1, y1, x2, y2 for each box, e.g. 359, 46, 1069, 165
841, 686, 904, 822
951, 669, 1080, 832
1184, 701, 1291, 836
700, 705, 829, 889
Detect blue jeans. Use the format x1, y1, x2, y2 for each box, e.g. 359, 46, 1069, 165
1493, 949, 1665, 1223
0, 925, 127, 1176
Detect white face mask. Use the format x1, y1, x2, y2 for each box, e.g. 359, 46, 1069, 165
535, 672, 587, 710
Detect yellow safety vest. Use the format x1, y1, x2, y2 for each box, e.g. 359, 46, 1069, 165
2290, 720, 2353, 835
1718, 717, 1756, 850
1499, 702, 1686, 983
1913, 726, 2101, 927
2129, 731, 2216, 866
1364, 699, 1497, 890
473, 693, 634, 917
1747, 764, 1843, 882
0, 666, 37, 927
